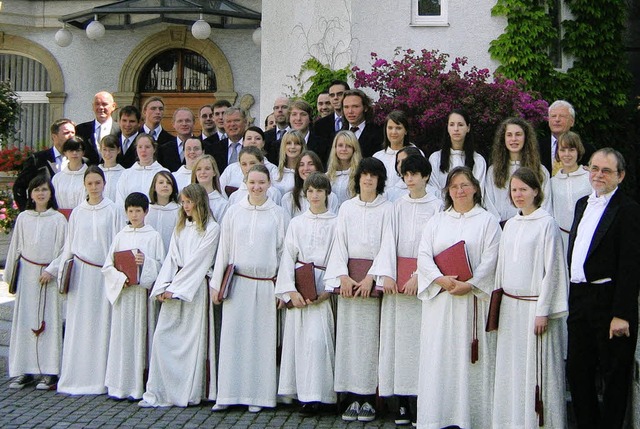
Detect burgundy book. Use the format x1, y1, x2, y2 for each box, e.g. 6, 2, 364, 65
59, 258, 74, 294
217, 264, 235, 301
114, 249, 141, 285
58, 208, 73, 221
332, 258, 381, 297
485, 288, 504, 332
433, 240, 472, 282
224, 186, 239, 198
396, 257, 417, 293
286, 262, 319, 309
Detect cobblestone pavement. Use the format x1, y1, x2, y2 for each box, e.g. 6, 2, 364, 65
0, 377, 402, 428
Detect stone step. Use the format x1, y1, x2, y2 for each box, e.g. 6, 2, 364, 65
0, 300, 13, 322
0, 318, 10, 348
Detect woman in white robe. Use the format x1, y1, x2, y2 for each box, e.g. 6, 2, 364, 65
272, 131, 306, 195
374, 155, 441, 425
115, 133, 168, 208
102, 204, 165, 400
275, 173, 337, 411
98, 135, 125, 203
550, 131, 591, 251
485, 117, 552, 223
324, 157, 394, 423
172, 138, 204, 191
417, 166, 501, 429
191, 155, 228, 223
427, 110, 487, 200
5, 176, 67, 390
52, 138, 88, 210
210, 165, 289, 413
58, 166, 123, 395
146, 171, 180, 255
326, 131, 363, 207
227, 146, 282, 205
492, 167, 568, 428
140, 184, 220, 408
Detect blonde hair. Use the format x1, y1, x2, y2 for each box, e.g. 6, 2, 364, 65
190, 155, 222, 192
176, 184, 210, 234
326, 130, 362, 199
277, 131, 306, 181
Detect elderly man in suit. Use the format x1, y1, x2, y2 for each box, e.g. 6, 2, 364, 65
75, 91, 119, 165
567, 148, 640, 429
13, 118, 76, 210
211, 107, 247, 173
341, 89, 382, 158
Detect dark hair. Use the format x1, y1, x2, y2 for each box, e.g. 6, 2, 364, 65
354, 157, 387, 196
590, 147, 626, 173
239, 145, 265, 163
555, 131, 585, 162
491, 117, 542, 188
395, 146, 423, 176
100, 134, 120, 150
149, 171, 179, 204
439, 109, 476, 174
341, 89, 373, 122
244, 125, 265, 141
26, 175, 58, 210
134, 133, 158, 161
510, 167, 544, 208
84, 165, 106, 183
443, 166, 482, 210
303, 172, 332, 207
62, 138, 84, 153
383, 110, 411, 151
125, 192, 149, 212
329, 80, 350, 91
264, 114, 274, 128
119, 105, 141, 121
213, 99, 232, 109
401, 154, 432, 178
292, 150, 324, 211
50, 118, 75, 135
246, 164, 271, 182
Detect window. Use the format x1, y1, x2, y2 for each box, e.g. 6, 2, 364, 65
139, 49, 217, 93
548, 0, 562, 69
412, 0, 448, 26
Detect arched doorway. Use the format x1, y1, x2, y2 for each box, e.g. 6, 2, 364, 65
117, 27, 237, 135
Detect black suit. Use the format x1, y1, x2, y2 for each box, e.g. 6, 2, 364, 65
116, 132, 139, 169
75, 120, 120, 166
306, 132, 331, 169
315, 113, 340, 144
264, 127, 291, 165
349, 122, 383, 158
13, 148, 57, 211
211, 138, 236, 174
566, 190, 640, 429
156, 138, 187, 172
537, 128, 596, 174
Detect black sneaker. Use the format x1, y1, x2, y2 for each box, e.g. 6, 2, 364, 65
342, 401, 360, 421
395, 406, 411, 425
9, 374, 35, 389
358, 401, 376, 422
35, 375, 58, 391
299, 402, 316, 416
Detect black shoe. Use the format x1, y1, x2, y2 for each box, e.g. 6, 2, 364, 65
9, 374, 35, 389
299, 402, 317, 416
395, 406, 411, 425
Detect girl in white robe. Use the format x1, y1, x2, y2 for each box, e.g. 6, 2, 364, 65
417, 166, 501, 429
173, 137, 204, 191
382, 146, 423, 203
98, 135, 125, 203
102, 192, 165, 400
275, 172, 338, 411
146, 171, 180, 255
191, 155, 228, 223
374, 155, 442, 425
426, 110, 487, 199
550, 131, 591, 251
5, 176, 67, 390
115, 133, 168, 209
210, 164, 289, 413
324, 157, 394, 423
58, 166, 123, 395
140, 184, 220, 408
281, 151, 339, 218
227, 146, 282, 205
272, 131, 306, 195
492, 167, 568, 428
485, 117, 552, 223
326, 131, 362, 207
52, 138, 88, 211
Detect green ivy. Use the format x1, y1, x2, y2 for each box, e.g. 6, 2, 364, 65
286, 57, 350, 115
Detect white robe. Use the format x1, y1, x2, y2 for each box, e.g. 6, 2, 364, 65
417, 205, 501, 429
220, 161, 279, 196
115, 161, 168, 208
142, 218, 220, 407
427, 149, 487, 200
51, 164, 88, 209
281, 190, 340, 218
173, 165, 192, 191
329, 169, 352, 206
383, 180, 408, 203
102, 225, 165, 399
57, 199, 122, 395
228, 182, 282, 206
373, 147, 403, 190
5, 209, 67, 377
492, 208, 568, 429
272, 167, 295, 195
275, 210, 337, 404
485, 162, 552, 222
99, 164, 125, 203
208, 190, 228, 223
550, 167, 591, 251
375, 193, 442, 396
211, 197, 289, 408
324, 195, 394, 395
146, 202, 179, 255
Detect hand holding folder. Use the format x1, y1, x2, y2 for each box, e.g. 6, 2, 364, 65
114, 249, 142, 286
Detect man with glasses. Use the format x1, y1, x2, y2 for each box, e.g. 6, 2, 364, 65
566, 148, 640, 429
314, 80, 350, 144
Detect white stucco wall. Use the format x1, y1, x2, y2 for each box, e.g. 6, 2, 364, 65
260, 0, 506, 123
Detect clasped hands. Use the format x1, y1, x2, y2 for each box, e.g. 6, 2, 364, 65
435, 275, 472, 296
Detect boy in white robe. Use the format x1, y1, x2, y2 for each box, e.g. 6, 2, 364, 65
102, 192, 165, 400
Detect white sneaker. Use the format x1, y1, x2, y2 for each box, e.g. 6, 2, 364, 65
211, 404, 229, 412
358, 401, 376, 422
248, 406, 262, 413
137, 400, 154, 408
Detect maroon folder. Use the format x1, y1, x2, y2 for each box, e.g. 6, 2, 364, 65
485, 288, 504, 332
59, 258, 74, 294
433, 240, 472, 282
332, 258, 381, 297
295, 262, 318, 302
114, 249, 141, 285
225, 186, 239, 198
58, 208, 73, 221
217, 264, 235, 301
396, 257, 417, 293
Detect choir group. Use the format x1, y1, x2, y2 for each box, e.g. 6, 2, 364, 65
3, 101, 625, 429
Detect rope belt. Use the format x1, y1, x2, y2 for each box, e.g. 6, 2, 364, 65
20, 255, 50, 267
503, 291, 539, 301
559, 227, 570, 234
296, 260, 326, 270
235, 272, 277, 284
73, 254, 103, 268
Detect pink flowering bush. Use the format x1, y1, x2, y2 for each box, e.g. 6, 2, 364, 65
0, 188, 19, 234
352, 48, 548, 155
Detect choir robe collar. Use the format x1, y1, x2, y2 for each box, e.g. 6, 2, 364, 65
554, 165, 589, 179
150, 201, 180, 212
239, 195, 278, 211
400, 192, 439, 204
61, 163, 88, 176
121, 224, 155, 234
25, 208, 60, 218
444, 204, 485, 219
513, 207, 552, 221
301, 209, 337, 221
352, 194, 387, 208
131, 161, 164, 171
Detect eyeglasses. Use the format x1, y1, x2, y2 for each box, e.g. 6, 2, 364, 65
449, 183, 473, 191
589, 166, 618, 176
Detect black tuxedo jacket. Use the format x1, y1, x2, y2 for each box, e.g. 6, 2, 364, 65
75, 120, 120, 166
210, 138, 231, 173
537, 128, 596, 174
349, 122, 383, 158
567, 190, 640, 323
116, 132, 138, 169
13, 148, 57, 211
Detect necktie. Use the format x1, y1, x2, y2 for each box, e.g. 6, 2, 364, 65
179, 141, 185, 162
95, 125, 102, 145
123, 138, 130, 154
229, 142, 239, 163
335, 116, 343, 132
277, 129, 285, 141
350, 126, 359, 133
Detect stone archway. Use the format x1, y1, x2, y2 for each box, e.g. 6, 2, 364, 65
116, 26, 237, 108
0, 32, 67, 121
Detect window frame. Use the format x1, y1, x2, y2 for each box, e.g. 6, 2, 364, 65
411, 0, 449, 27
